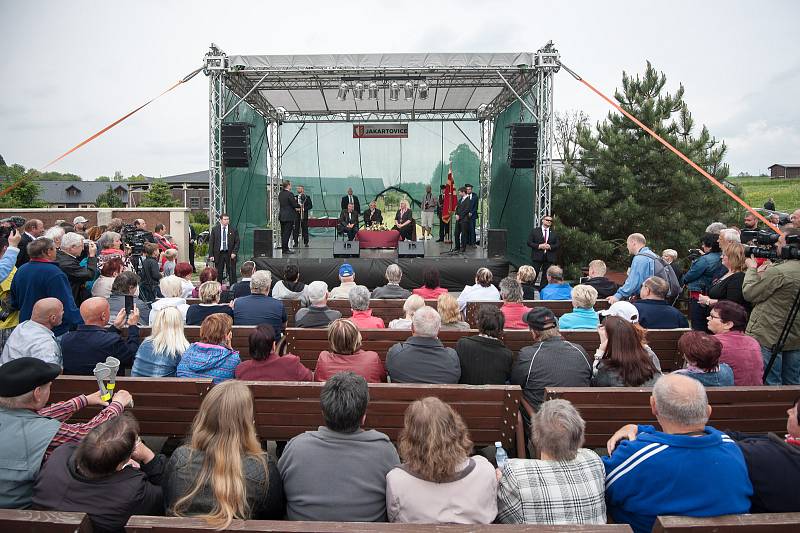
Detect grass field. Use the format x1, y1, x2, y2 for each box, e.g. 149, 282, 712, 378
728, 175, 800, 213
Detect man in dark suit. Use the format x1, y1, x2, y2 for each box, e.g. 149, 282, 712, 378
393, 200, 414, 241
208, 213, 240, 283
16, 218, 44, 267
292, 184, 313, 248
526, 215, 560, 289
465, 184, 478, 245
188, 223, 197, 273
454, 187, 472, 253
338, 203, 359, 241
341, 187, 361, 214
363, 200, 383, 226
278, 180, 300, 254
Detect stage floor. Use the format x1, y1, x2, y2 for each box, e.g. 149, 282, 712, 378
252, 238, 507, 291
269, 237, 489, 260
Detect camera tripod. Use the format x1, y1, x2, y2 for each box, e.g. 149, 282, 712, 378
763, 284, 800, 383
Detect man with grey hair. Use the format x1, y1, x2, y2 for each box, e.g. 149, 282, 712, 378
295, 280, 341, 328
634, 276, 689, 329
56, 231, 97, 305
231, 270, 287, 334
539, 265, 573, 301
705, 222, 727, 235
603, 374, 752, 533
497, 399, 606, 525
661, 249, 682, 281
385, 306, 460, 383
348, 285, 384, 329
371, 264, 411, 299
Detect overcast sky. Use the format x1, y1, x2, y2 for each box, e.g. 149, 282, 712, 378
1, 0, 798, 181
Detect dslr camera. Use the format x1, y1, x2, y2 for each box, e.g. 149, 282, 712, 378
741, 229, 799, 261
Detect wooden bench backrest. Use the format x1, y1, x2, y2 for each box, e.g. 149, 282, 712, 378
464, 299, 611, 325
652, 513, 800, 532
48, 377, 521, 454
546, 386, 800, 448
0, 509, 93, 533
49, 376, 212, 437
126, 515, 633, 532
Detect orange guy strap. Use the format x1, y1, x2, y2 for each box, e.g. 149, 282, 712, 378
558, 62, 782, 235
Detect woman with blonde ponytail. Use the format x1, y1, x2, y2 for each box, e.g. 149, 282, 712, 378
163, 381, 284, 527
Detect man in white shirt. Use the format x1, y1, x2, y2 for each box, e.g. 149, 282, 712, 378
1, 298, 64, 367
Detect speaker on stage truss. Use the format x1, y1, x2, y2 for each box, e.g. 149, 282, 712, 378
398, 240, 425, 258
487, 229, 507, 258
333, 240, 360, 258
221, 122, 251, 168
507, 123, 539, 169
253, 229, 273, 258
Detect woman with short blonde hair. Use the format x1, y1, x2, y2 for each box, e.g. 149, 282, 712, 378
516, 265, 539, 300
164, 381, 283, 527
386, 397, 498, 523
132, 306, 189, 377
698, 242, 750, 310
186, 281, 234, 326
559, 284, 600, 330
177, 314, 239, 383
437, 293, 470, 330
315, 319, 386, 383
148, 275, 189, 325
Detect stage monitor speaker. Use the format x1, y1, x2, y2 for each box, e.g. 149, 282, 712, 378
253, 229, 273, 258
508, 123, 539, 168
221, 122, 251, 167
487, 229, 507, 257
398, 240, 425, 258
333, 240, 360, 258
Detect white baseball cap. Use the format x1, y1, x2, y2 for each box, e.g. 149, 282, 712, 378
599, 301, 639, 323
73, 216, 89, 224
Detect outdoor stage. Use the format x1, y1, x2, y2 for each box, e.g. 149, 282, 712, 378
251, 237, 510, 291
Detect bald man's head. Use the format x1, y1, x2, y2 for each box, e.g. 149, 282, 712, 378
651, 374, 711, 430
80, 297, 111, 326
31, 298, 64, 329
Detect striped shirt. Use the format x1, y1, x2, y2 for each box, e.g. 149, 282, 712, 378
36, 395, 124, 459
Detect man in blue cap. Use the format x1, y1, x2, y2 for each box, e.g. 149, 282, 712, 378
0, 357, 133, 509
330, 263, 357, 299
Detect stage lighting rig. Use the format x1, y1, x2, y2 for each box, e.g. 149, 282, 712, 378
404, 81, 414, 100
368, 82, 379, 100
389, 82, 400, 101
354, 82, 365, 100
337, 82, 349, 101
418, 81, 429, 100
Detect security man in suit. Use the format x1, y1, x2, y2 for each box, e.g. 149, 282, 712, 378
341, 187, 361, 214
454, 187, 472, 253
278, 180, 300, 255
526, 214, 560, 289
292, 185, 313, 248
339, 203, 359, 241
465, 183, 478, 245
363, 200, 383, 226
208, 213, 240, 283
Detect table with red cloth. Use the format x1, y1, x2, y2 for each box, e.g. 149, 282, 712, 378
356, 229, 401, 249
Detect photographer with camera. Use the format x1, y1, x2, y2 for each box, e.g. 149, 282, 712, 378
683, 233, 723, 332
742, 227, 800, 385
56, 232, 98, 306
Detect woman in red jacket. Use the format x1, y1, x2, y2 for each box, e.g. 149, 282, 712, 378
235, 324, 313, 381
315, 319, 386, 383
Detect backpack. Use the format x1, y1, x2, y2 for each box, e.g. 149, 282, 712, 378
637, 250, 682, 304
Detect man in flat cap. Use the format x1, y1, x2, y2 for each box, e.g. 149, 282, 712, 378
510, 308, 592, 415
0, 358, 133, 509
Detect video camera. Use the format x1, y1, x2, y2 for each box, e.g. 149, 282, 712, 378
121, 223, 149, 256
741, 229, 799, 260
0, 216, 25, 242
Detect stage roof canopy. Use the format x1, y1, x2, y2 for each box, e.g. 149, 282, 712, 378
213, 51, 553, 123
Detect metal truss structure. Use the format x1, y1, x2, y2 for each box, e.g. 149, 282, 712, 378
205, 44, 559, 245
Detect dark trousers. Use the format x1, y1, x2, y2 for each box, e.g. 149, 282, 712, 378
280, 220, 294, 251
455, 219, 470, 251
188, 242, 196, 272
214, 251, 237, 284
469, 216, 477, 245
293, 217, 309, 245
689, 299, 710, 332
438, 217, 449, 241
339, 225, 356, 241
532, 260, 551, 289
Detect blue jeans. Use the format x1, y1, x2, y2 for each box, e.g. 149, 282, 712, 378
761, 344, 800, 385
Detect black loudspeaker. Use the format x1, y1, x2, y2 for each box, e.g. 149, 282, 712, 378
253, 229, 273, 258
487, 229, 507, 257
333, 240, 360, 258
398, 240, 425, 258
221, 123, 250, 167
508, 123, 539, 168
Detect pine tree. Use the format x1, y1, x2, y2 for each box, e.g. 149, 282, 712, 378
140, 179, 179, 207
553, 62, 740, 278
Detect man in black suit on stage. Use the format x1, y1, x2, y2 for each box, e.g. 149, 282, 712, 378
278, 180, 300, 254
341, 187, 361, 214
527, 214, 560, 289
338, 203, 359, 241
454, 187, 472, 253
363, 200, 383, 226
465, 183, 478, 245
292, 184, 313, 248
393, 200, 414, 241
208, 213, 240, 283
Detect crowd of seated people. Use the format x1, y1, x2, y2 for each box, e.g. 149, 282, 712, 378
1, 214, 799, 531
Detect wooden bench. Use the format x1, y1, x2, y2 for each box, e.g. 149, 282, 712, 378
0, 509, 93, 533
653, 513, 800, 532
545, 386, 800, 448
464, 299, 611, 326
126, 515, 632, 532
48, 377, 525, 457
